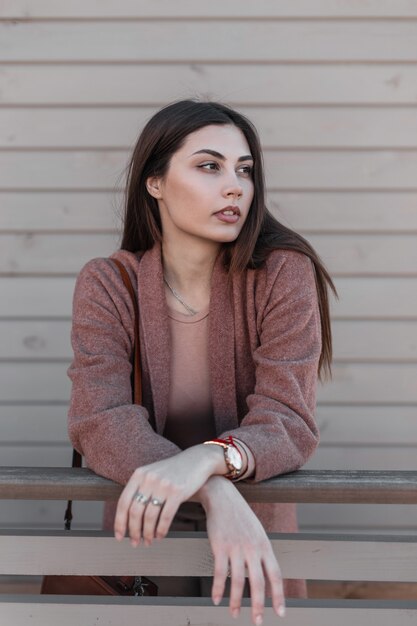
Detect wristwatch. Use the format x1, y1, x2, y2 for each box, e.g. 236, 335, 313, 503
203, 435, 243, 480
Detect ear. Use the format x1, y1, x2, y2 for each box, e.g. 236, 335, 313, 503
146, 176, 162, 199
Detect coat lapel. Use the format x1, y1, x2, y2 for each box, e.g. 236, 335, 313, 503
137, 244, 171, 435
208, 254, 239, 434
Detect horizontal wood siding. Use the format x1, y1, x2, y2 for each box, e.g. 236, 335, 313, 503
3, 0, 417, 18
0, 1, 416, 533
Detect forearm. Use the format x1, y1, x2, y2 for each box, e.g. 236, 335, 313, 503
190, 474, 234, 509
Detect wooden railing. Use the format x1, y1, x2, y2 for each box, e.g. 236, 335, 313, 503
1, 467, 417, 625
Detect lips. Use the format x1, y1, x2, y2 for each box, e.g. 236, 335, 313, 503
213, 205, 241, 224
214, 205, 241, 217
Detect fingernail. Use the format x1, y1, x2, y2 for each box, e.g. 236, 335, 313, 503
213, 596, 221, 606
115, 532, 122, 541
278, 605, 286, 618
255, 615, 263, 626
232, 608, 239, 619
130, 539, 139, 548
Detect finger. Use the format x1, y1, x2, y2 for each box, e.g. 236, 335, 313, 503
246, 559, 265, 626
262, 553, 285, 618
228, 554, 246, 619
211, 551, 229, 606
155, 497, 180, 540
114, 471, 143, 540
128, 494, 150, 546
142, 496, 165, 545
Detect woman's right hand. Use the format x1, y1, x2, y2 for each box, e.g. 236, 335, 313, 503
196, 476, 286, 626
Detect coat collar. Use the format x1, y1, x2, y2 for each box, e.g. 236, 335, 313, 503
137, 243, 238, 436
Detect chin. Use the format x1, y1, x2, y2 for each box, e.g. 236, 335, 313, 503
210, 226, 244, 243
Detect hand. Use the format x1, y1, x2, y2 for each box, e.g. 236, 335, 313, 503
198, 476, 285, 626
114, 444, 226, 546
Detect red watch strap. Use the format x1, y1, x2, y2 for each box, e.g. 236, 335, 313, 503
209, 436, 237, 449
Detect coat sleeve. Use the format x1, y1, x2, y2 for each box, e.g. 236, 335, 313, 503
67, 257, 181, 485
219, 251, 321, 483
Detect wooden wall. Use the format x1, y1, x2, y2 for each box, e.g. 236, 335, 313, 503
0, 1, 416, 532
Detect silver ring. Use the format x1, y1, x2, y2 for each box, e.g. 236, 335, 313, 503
150, 497, 164, 507
133, 491, 151, 505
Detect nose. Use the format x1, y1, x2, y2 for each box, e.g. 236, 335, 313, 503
223, 174, 243, 202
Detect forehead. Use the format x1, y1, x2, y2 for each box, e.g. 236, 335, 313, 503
179, 124, 251, 157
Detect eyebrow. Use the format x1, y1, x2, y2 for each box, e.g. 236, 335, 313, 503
190, 149, 253, 162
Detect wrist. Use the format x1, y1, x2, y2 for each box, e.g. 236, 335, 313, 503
203, 436, 244, 480
195, 442, 228, 476
194, 475, 232, 512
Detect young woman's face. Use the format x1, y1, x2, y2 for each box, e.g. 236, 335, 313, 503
147, 124, 254, 248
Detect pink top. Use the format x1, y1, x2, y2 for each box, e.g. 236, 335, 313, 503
164, 305, 215, 448
164, 304, 255, 480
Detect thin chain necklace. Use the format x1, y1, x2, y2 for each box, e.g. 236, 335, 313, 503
163, 276, 198, 316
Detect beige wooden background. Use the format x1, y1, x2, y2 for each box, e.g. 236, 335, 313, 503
0, 1, 416, 533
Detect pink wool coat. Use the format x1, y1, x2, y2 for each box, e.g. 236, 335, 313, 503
68, 242, 320, 538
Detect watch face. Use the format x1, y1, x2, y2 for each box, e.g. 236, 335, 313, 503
227, 446, 243, 471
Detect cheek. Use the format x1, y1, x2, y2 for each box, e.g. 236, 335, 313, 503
168, 176, 203, 207
244, 182, 255, 209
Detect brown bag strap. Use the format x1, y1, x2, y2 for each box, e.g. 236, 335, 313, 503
111, 258, 142, 405
65, 258, 141, 530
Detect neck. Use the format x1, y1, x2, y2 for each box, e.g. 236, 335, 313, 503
161, 237, 221, 292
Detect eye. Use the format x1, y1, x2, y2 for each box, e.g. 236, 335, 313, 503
238, 165, 253, 177
197, 162, 220, 171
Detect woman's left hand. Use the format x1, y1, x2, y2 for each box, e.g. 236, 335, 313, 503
114, 444, 225, 546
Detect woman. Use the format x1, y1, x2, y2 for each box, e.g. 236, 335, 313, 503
67, 99, 335, 625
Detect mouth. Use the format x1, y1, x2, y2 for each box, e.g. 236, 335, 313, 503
214, 205, 241, 217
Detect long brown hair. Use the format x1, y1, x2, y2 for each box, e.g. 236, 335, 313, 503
121, 99, 337, 379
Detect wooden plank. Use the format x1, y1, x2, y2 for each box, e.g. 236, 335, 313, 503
2, 467, 417, 504
272, 192, 417, 234
0, 445, 74, 469
9, 498, 410, 535
265, 151, 417, 191
2, 319, 417, 361
0, 234, 117, 275
2, 22, 417, 63
2, 404, 417, 447
1, 233, 416, 276
331, 320, 417, 361
317, 363, 417, 404
1, 361, 416, 404
0, 363, 72, 402
2, 531, 417, 582
309, 234, 417, 276
3, 440, 417, 478
307, 447, 417, 471
0, 191, 121, 232
0, 151, 125, 190
4, 440, 417, 478
0, 499, 102, 529
1, 597, 417, 626
2, 66, 417, 105
333, 277, 417, 319
3, 0, 417, 19
299, 503, 417, 533
3, 107, 417, 149
0, 320, 71, 359
2, 191, 417, 233
0, 277, 75, 316
1, 277, 416, 319
2, 151, 417, 191
0, 405, 68, 443
316, 405, 417, 445
0, 480, 415, 535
